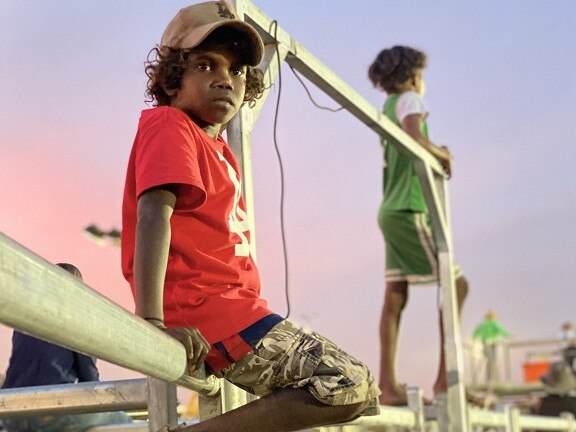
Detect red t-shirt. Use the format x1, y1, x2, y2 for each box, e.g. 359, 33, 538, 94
122, 106, 271, 344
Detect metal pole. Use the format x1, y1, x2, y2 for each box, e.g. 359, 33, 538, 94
0, 231, 219, 397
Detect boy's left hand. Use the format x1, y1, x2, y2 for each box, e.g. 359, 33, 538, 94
439, 145, 452, 178
148, 321, 210, 375
165, 326, 210, 375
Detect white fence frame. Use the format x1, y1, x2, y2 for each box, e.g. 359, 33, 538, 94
228, 0, 466, 429
1, 1, 574, 431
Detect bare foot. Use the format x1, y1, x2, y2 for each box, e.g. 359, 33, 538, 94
379, 384, 408, 406
379, 391, 408, 406
380, 384, 432, 406
432, 382, 446, 396
466, 391, 491, 408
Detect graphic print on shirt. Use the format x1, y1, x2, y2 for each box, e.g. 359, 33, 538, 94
217, 150, 250, 257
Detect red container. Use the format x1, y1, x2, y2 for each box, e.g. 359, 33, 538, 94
523, 360, 550, 383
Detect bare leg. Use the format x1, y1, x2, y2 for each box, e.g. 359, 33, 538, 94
433, 275, 468, 396
167, 387, 367, 432
378, 280, 409, 405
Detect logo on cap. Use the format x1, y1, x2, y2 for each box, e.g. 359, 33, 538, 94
217, 3, 235, 19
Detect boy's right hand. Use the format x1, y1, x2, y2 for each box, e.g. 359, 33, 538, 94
148, 321, 210, 375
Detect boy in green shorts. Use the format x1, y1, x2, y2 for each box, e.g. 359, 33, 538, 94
369, 46, 470, 406
121, 2, 380, 431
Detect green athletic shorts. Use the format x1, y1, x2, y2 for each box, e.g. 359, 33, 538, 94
217, 319, 381, 415
379, 210, 462, 284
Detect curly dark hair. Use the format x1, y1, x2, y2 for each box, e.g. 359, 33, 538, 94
56, 263, 83, 280
145, 29, 265, 108
368, 45, 427, 94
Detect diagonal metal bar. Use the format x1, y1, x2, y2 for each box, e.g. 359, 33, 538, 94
0, 379, 147, 418
0, 231, 219, 397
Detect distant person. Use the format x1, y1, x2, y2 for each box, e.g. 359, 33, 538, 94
559, 321, 576, 346
121, 2, 380, 431
368, 45, 473, 406
1, 263, 133, 432
559, 321, 576, 365
472, 310, 511, 385
472, 310, 510, 343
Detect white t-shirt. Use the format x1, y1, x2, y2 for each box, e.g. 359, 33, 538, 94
396, 91, 428, 123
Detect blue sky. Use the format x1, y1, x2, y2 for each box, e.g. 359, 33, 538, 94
1, 0, 575, 396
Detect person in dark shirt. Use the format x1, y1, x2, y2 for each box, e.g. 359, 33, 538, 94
2, 332, 99, 389
1, 263, 133, 432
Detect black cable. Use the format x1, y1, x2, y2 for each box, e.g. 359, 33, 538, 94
268, 22, 343, 319
288, 65, 344, 112
269, 20, 290, 319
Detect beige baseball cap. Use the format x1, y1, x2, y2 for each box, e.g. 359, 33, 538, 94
160, 1, 264, 66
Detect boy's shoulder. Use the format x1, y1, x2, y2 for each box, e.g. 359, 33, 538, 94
138, 106, 201, 134
398, 90, 424, 104
140, 105, 189, 123
396, 91, 427, 115
137, 106, 225, 147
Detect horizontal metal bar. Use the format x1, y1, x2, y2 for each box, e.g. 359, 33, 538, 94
88, 424, 149, 432
469, 408, 576, 431
518, 414, 574, 430
504, 338, 561, 349
0, 231, 219, 397
344, 406, 418, 428
314, 403, 440, 430
468, 408, 507, 427
0, 379, 147, 418
468, 382, 544, 396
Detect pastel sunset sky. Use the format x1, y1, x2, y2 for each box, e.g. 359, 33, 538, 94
1, 0, 575, 398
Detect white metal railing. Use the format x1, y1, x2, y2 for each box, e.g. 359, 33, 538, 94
469, 406, 576, 431
2, 377, 575, 432
0, 379, 435, 431
0, 230, 219, 431
0, 230, 435, 430
230, 0, 467, 428
0, 231, 218, 398
0, 379, 147, 417
464, 337, 568, 395
1, 0, 575, 431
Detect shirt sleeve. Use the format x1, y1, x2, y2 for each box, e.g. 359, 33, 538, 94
136, 108, 206, 211
396, 91, 428, 123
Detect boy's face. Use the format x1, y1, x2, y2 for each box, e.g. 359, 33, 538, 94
170, 41, 247, 136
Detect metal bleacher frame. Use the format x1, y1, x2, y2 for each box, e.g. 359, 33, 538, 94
1, 1, 575, 431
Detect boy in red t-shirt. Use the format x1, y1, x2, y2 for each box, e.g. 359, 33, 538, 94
121, 2, 379, 431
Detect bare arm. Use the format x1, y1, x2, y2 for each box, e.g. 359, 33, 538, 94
135, 187, 210, 374
402, 113, 452, 178
134, 188, 176, 321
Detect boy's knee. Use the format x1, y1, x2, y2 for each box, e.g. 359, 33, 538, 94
326, 400, 370, 425
385, 281, 409, 312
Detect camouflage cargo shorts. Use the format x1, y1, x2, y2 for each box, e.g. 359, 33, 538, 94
216, 319, 380, 415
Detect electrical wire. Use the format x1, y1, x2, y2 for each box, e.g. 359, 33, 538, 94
288, 65, 344, 112
269, 20, 291, 319
268, 22, 343, 319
